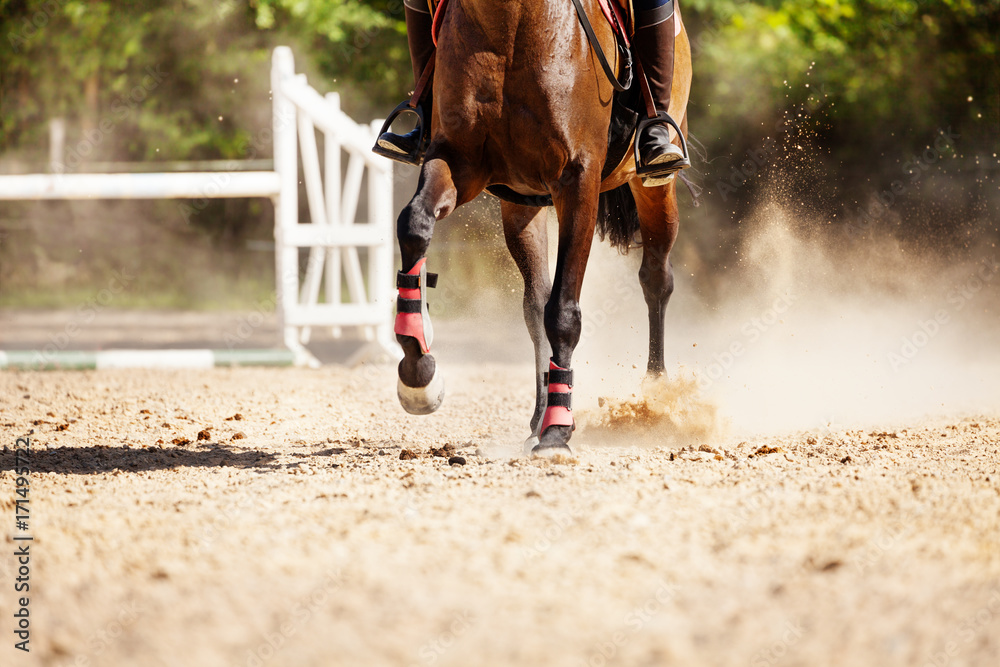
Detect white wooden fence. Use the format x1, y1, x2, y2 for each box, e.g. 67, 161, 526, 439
0, 46, 399, 369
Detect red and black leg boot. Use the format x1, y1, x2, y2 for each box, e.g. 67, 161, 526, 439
394, 258, 445, 414
374, 1, 435, 166
532, 360, 575, 457
633, 0, 690, 187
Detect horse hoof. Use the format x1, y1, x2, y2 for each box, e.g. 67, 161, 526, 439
530, 443, 573, 459
523, 435, 540, 456
397, 369, 445, 415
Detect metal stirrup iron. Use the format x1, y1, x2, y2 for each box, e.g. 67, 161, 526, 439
372, 53, 436, 166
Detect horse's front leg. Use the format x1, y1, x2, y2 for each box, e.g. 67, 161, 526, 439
501, 202, 552, 447
533, 163, 601, 455
394, 157, 462, 414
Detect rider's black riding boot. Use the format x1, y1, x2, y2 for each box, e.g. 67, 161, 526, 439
375, 2, 434, 164
633, 4, 690, 186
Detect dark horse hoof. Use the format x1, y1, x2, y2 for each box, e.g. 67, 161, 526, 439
530, 442, 573, 459
397, 367, 445, 415
530, 424, 573, 458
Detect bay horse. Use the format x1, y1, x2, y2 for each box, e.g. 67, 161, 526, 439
391, 0, 692, 455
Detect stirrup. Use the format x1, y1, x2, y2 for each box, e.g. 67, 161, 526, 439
634, 112, 690, 186
372, 100, 430, 167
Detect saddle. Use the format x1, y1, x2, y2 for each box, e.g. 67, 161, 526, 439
425, 0, 635, 37
387, 0, 657, 208
487, 0, 643, 207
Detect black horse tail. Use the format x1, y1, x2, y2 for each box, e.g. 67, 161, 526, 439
596, 184, 641, 254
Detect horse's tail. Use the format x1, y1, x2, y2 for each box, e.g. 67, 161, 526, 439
596, 184, 641, 254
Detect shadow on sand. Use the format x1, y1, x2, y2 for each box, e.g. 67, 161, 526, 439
1, 443, 281, 475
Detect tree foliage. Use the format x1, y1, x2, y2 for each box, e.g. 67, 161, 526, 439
685, 0, 999, 158
0, 1, 996, 179
0, 0, 408, 164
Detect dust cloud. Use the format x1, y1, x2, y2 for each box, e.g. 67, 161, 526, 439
573, 206, 1000, 443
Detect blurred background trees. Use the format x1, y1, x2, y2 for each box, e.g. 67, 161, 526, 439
0, 0, 997, 307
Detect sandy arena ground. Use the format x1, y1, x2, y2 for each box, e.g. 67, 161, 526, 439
2, 219, 999, 666
1, 362, 999, 667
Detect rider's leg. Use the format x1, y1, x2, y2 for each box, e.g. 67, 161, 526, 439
375, 1, 435, 160
632, 0, 689, 182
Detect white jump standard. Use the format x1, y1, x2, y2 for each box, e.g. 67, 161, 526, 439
0, 46, 398, 369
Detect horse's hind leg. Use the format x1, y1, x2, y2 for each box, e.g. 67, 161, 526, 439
534, 164, 602, 455
394, 156, 476, 414
629, 178, 680, 376
501, 202, 552, 445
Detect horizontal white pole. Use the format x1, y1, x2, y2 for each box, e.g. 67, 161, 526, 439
0, 171, 282, 200
0, 348, 298, 370
9, 159, 276, 174
283, 223, 390, 248
97, 349, 216, 369
285, 303, 387, 327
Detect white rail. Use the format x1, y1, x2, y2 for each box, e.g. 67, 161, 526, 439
0, 171, 280, 200
0, 46, 399, 369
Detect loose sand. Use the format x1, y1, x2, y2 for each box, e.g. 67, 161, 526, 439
1, 364, 998, 667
